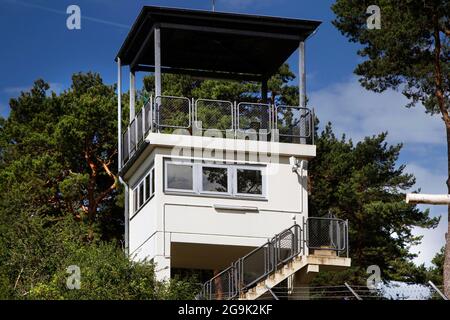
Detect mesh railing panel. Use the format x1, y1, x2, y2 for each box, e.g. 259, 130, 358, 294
155, 96, 191, 132
136, 110, 143, 143
120, 96, 316, 169
241, 245, 270, 288
237, 102, 272, 135
143, 100, 152, 134
307, 218, 346, 252
206, 267, 235, 300
276, 230, 295, 264
129, 120, 136, 154
276, 106, 312, 144
195, 99, 233, 132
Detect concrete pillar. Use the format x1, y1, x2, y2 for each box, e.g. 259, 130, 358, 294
154, 256, 171, 281
289, 264, 319, 300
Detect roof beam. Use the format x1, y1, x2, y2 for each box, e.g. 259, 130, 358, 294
134, 65, 264, 81
159, 22, 302, 41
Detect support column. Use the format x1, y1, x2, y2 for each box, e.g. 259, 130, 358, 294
261, 78, 268, 103
117, 58, 122, 170
299, 41, 306, 108
154, 25, 162, 99
299, 41, 306, 144
289, 264, 319, 300
129, 70, 136, 121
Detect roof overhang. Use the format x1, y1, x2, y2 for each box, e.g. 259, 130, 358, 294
116, 6, 321, 81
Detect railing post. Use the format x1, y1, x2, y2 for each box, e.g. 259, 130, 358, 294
428, 281, 448, 300
312, 107, 315, 145
346, 219, 349, 258
345, 282, 362, 300
149, 95, 153, 133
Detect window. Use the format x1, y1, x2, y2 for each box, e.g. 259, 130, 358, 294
236, 168, 263, 195
132, 165, 155, 215
201, 166, 229, 194
166, 163, 194, 191
145, 174, 150, 200
151, 168, 155, 197
164, 158, 266, 199
139, 183, 144, 207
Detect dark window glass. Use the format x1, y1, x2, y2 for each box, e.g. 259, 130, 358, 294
237, 169, 262, 195
134, 188, 139, 212
202, 167, 228, 193
145, 174, 150, 200
139, 183, 144, 207
167, 163, 193, 190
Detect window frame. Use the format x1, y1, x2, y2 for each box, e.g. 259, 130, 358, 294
164, 160, 195, 193
163, 158, 267, 200
132, 164, 155, 217
198, 163, 232, 196
233, 165, 266, 198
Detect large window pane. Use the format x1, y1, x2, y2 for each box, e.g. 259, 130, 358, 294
237, 169, 262, 195
202, 166, 228, 193
167, 163, 193, 190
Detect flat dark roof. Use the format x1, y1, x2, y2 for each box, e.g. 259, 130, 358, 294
116, 6, 321, 80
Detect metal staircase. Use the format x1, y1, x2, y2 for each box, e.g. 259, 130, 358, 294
199, 217, 349, 300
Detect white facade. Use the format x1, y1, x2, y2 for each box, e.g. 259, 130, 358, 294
123, 132, 315, 280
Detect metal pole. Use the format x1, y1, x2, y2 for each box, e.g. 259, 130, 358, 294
299, 41, 306, 108
129, 70, 136, 121
154, 25, 162, 99
261, 78, 268, 103
299, 41, 306, 144
344, 282, 362, 300
266, 285, 279, 300
428, 281, 448, 300
117, 58, 122, 170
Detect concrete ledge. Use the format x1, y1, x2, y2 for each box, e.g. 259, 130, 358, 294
145, 132, 316, 158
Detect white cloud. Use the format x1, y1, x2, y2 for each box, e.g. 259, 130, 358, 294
412, 213, 447, 267
2, 85, 31, 95
310, 78, 445, 145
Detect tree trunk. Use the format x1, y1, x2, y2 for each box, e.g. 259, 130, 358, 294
432, 9, 449, 298
444, 125, 450, 298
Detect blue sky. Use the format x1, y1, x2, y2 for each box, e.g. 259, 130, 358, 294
0, 0, 447, 267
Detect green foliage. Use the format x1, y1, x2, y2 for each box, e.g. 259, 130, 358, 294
310, 124, 440, 284
332, 0, 449, 112
427, 247, 445, 284
0, 73, 198, 300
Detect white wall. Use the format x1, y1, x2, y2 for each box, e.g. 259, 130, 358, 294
128, 143, 310, 262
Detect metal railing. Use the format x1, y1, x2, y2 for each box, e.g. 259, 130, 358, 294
199, 217, 348, 300
120, 95, 314, 168
306, 217, 349, 257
